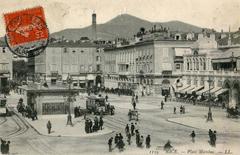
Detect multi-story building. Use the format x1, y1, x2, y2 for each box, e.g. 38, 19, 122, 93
0, 43, 13, 93
104, 38, 194, 96
177, 30, 240, 108
34, 41, 104, 89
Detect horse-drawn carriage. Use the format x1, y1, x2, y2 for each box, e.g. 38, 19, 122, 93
86, 95, 115, 115
128, 109, 139, 121
227, 107, 239, 118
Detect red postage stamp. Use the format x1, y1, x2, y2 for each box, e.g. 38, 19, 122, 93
3, 6, 49, 57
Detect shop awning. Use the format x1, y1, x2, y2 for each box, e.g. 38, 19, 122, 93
180, 85, 193, 94
79, 76, 86, 80
185, 86, 196, 94
87, 74, 95, 80
210, 87, 222, 93
187, 86, 204, 94
175, 85, 190, 93
197, 87, 213, 95
62, 74, 68, 80
72, 77, 79, 80
215, 88, 229, 96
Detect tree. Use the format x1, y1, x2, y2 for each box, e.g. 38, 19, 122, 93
140, 27, 146, 35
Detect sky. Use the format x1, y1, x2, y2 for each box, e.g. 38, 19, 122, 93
0, 0, 240, 36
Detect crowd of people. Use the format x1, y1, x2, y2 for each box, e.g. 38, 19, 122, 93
1, 139, 10, 154
208, 129, 217, 146
107, 122, 151, 152
85, 116, 104, 133
17, 98, 38, 121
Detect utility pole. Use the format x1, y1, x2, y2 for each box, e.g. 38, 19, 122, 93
66, 73, 73, 126
207, 76, 213, 122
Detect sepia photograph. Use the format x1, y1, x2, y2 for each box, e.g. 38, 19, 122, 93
0, 0, 240, 154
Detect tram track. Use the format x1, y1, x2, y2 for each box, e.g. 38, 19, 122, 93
0, 117, 7, 125
2, 107, 29, 139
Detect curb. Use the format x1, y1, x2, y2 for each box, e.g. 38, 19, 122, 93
12, 108, 114, 138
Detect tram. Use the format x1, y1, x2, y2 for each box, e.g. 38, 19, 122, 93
0, 96, 8, 116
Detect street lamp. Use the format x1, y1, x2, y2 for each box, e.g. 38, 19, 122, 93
66, 73, 73, 126
207, 76, 213, 122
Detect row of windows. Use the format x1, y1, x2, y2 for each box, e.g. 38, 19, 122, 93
187, 79, 223, 87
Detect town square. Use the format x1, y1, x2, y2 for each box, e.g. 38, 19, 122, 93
0, 0, 240, 154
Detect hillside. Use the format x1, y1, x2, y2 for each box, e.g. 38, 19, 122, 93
51, 14, 204, 40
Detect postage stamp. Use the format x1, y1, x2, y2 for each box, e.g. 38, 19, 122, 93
3, 6, 49, 58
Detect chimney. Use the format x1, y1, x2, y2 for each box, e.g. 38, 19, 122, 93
228, 26, 231, 46
92, 12, 97, 41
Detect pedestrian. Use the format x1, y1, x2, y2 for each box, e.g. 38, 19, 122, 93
66, 113, 73, 126
119, 133, 123, 140
180, 105, 183, 114
118, 138, 125, 152
105, 94, 108, 102
94, 116, 99, 130
190, 131, 196, 143
108, 137, 113, 152
125, 124, 130, 135
114, 134, 119, 146
208, 129, 213, 145
135, 122, 139, 133
164, 140, 173, 152
127, 132, 131, 145
161, 101, 164, 110
174, 107, 176, 114
99, 117, 104, 130
139, 135, 144, 148
136, 130, 140, 147
146, 135, 151, 148
46, 120, 52, 134
33, 110, 38, 120
212, 130, 217, 147
5, 141, 10, 154
1, 139, 6, 154
165, 95, 167, 102
85, 119, 89, 133
132, 101, 136, 110
136, 95, 138, 103
183, 106, 186, 113
110, 106, 115, 115
74, 107, 78, 118
131, 123, 135, 136
89, 119, 93, 133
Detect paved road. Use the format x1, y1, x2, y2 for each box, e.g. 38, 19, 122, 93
0, 94, 239, 155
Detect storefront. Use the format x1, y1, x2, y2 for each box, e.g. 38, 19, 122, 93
20, 84, 83, 115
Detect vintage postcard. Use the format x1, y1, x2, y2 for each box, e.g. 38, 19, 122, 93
0, 0, 240, 155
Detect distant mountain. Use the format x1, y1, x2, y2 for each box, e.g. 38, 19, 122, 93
51, 14, 205, 41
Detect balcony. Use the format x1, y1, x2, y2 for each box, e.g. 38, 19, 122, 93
0, 70, 9, 74
183, 70, 240, 77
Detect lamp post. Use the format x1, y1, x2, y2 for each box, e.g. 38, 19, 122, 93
66, 73, 73, 126
207, 76, 213, 122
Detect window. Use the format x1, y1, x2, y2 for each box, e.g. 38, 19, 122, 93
81, 50, 84, 53
96, 56, 101, 62
175, 64, 181, 70
51, 79, 56, 85
72, 50, 76, 53
73, 83, 78, 87
97, 65, 101, 71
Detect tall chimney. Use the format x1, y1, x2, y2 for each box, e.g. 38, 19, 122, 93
228, 26, 231, 46
92, 12, 97, 40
